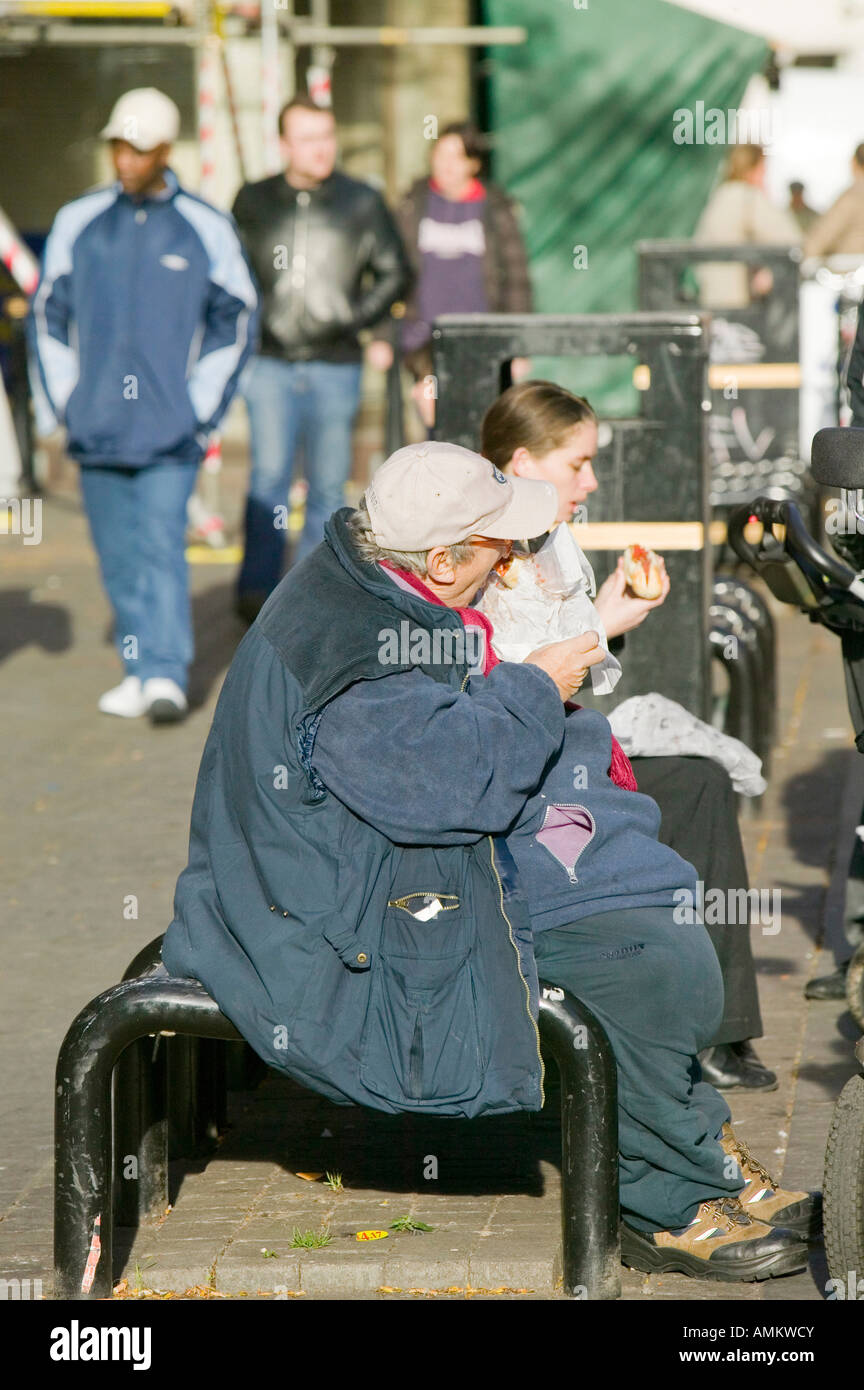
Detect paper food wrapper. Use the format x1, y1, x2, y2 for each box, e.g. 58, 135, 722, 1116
476, 524, 622, 696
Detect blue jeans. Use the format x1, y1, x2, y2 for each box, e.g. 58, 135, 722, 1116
237, 355, 363, 596
79, 462, 199, 691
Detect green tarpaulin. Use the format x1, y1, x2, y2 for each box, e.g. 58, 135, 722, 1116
483, 0, 767, 411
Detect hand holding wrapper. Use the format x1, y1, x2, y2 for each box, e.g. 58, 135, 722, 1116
476, 524, 623, 695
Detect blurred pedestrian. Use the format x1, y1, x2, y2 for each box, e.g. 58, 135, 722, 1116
28, 88, 257, 723
231, 97, 410, 621
788, 180, 818, 237
393, 121, 533, 428
693, 143, 799, 309
804, 143, 864, 259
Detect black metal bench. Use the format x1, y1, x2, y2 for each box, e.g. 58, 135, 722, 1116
54, 934, 620, 1301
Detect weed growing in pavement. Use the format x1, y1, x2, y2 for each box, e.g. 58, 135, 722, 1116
390, 1216, 435, 1234
289, 1226, 332, 1249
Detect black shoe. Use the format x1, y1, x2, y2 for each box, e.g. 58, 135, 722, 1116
699, 1041, 778, 1091
730, 1039, 778, 1082
235, 590, 268, 625
804, 964, 849, 1000
621, 1199, 808, 1282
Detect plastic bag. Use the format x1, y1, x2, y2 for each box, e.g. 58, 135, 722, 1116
476, 524, 622, 695
607, 692, 766, 797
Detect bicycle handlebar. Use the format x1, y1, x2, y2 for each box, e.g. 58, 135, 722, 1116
727, 498, 859, 590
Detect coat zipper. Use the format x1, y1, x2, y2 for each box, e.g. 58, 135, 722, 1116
388, 892, 460, 913
536, 802, 596, 885
488, 837, 545, 1104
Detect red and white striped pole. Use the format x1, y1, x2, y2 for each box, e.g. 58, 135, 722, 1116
307, 64, 332, 108
260, 0, 282, 176
0, 206, 39, 296
192, 32, 226, 546
197, 32, 220, 203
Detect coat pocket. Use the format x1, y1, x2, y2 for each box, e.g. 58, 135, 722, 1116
358, 900, 484, 1107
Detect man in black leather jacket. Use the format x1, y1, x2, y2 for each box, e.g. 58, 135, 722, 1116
232, 96, 410, 617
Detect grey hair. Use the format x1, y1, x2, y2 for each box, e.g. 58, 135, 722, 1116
346, 499, 477, 578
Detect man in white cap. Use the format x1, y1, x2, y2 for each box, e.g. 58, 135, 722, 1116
28, 88, 258, 723
163, 442, 813, 1282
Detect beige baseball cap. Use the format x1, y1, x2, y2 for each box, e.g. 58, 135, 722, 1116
365, 441, 558, 549
101, 88, 180, 152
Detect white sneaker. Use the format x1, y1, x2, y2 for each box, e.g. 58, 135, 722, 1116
142, 677, 188, 724
98, 676, 146, 718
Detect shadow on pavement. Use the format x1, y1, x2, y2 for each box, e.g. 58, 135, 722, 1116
0, 588, 72, 664
780, 750, 856, 948
795, 1010, 862, 1102
188, 581, 248, 711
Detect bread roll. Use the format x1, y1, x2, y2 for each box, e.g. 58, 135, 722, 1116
623, 544, 663, 600
493, 553, 526, 589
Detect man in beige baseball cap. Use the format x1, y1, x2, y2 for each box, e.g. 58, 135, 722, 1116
163, 430, 606, 1116
354, 440, 566, 611
365, 441, 558, 550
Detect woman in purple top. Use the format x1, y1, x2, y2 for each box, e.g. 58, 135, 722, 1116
394, 122, 533, 425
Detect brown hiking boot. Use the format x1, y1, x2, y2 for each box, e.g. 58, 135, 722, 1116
621, 1196, 807, 1281
720, 1122, 822, 1240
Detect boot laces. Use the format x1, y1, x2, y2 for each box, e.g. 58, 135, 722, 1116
732, 1134, 777, 1192
701, 1196, 751, 1230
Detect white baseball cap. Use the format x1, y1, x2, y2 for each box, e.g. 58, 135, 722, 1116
365, 441, 558, 550
101, 88, 180, 152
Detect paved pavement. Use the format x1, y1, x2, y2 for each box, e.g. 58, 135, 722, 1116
1, 461, 862, 1300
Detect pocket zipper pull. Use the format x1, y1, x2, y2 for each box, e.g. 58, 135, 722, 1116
413, 897, 444, 921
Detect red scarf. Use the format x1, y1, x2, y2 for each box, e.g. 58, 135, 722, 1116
428, 175, 486, 203
378, 562, 638, 791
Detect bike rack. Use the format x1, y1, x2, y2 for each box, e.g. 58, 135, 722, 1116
713, 576, 777, 755
56, 938, 620, 1302
709, 596, 773, 780
709, 609, 761, 760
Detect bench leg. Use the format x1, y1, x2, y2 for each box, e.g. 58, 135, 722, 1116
114, 1036, 169, 1227
55, 977, 241, 1300
539, 987, 620, 1300
55, 1007, 119, 1299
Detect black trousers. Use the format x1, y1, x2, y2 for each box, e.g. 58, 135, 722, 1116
629, 754, 763, 1046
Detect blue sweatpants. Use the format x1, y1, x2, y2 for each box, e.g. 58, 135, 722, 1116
533, 905, 745, 1232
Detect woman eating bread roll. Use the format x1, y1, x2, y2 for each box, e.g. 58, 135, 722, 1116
479, 379, 774, 1095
